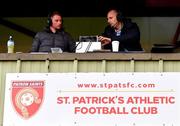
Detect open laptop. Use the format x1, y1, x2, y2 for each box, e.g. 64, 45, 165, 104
75, 35, 102, 53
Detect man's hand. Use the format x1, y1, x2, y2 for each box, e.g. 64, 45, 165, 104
98, 36, 111, 46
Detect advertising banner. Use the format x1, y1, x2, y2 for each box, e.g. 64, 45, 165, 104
4, 73, 180, 126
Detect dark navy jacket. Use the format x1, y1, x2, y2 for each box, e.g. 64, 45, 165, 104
102, 19, 142, 51
31, 28, 75, 52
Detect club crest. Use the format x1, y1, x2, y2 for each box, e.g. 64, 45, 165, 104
11, 80, 45, 119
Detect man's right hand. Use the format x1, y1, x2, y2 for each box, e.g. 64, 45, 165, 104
98, 36, 111, 46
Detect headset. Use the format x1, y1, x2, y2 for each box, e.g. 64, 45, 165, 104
47, 11, 62, 27
116, 10, 125, 22
47, 13, 52, 26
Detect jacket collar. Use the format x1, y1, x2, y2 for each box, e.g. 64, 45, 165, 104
44, 26, 64, 33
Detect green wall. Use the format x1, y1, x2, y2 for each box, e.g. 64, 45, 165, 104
0, 17, 179, 53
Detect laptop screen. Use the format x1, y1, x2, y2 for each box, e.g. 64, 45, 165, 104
79, 35, 98, 42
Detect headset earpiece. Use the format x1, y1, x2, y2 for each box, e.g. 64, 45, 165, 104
116, 10, 124, 22
47, 13, 52, 26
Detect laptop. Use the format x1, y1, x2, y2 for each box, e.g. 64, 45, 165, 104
75, 35, 101, 53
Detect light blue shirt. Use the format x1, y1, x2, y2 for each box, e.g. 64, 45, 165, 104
115, 30, 121, 36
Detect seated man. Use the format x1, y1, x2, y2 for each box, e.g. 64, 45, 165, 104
98, 9, 143, 52
31, 11, 75, 52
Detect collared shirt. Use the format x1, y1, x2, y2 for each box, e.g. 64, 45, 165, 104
115, 30, 121, 36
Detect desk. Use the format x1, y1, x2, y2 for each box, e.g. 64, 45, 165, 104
0, 53, 180, 124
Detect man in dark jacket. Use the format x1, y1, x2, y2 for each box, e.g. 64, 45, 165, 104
31, 11, 75, 52
98, 9, 142, 51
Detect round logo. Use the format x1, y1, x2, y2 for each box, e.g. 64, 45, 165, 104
20, 92, 34, 106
